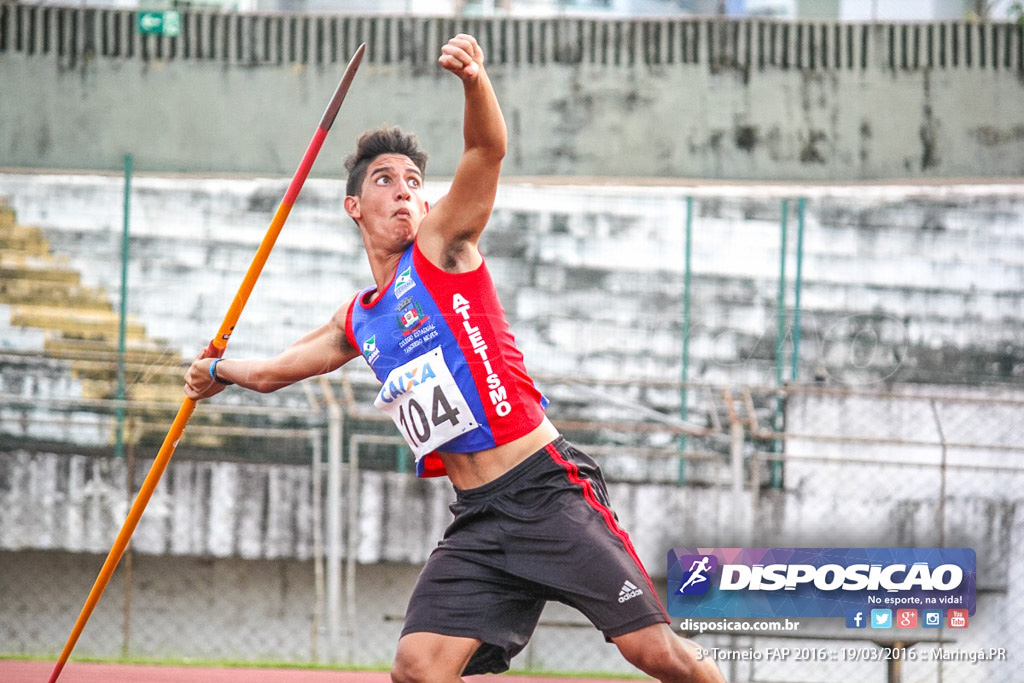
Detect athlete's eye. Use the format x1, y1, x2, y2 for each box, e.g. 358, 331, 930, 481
375, 176, 390, 186
408, 177, 421, 189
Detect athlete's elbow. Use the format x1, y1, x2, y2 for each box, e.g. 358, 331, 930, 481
245, 365, 290, 394
472, 144, 505, 168
490, 137, 507, 162
250, 381, 281, 394
474, 129, 506, 161
250, 375, 296, 394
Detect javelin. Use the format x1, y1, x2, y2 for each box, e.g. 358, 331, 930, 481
48, 43, 366, 683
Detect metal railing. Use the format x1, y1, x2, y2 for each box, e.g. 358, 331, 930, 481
2, 1, 1022, 72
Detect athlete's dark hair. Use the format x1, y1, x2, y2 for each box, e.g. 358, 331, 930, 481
344, 126, 428, 197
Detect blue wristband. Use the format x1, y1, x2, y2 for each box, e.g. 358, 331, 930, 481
209, 358, 234, 385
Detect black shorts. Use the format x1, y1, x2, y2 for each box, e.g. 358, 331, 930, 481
401, 437, 669, 675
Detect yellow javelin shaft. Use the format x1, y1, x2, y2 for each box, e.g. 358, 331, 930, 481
48, 398, 196, 683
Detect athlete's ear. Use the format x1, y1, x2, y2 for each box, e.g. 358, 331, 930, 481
344, 195, 360, 220
424, 200, 430, 214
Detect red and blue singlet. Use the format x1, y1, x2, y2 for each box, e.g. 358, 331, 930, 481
345, 242, 548, 478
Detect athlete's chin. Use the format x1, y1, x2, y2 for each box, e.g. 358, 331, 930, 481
381, 225, 416, 249
392, 219, 417, 236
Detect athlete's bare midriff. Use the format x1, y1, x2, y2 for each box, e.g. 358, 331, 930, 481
438, 417, 560, 490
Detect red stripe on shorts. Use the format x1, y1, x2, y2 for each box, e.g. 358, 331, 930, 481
544, 443, 667, 615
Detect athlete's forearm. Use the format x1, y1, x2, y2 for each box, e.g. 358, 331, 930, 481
184, 311, 357, 400
183, 355, 301, 398
462, 65, 506, 163
201, 357, 288, 394
225, 328, 355, 393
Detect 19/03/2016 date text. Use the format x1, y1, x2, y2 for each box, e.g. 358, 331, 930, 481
694, 646, 1008, 663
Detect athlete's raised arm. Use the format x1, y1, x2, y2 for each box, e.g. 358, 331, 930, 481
416, 33, 507, 273
183, 296, 360, 400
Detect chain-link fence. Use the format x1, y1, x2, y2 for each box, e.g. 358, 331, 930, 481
2, 376, 1022, 681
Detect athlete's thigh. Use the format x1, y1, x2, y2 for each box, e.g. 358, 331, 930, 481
495, 444, 665, 636
403, 543, 547, 670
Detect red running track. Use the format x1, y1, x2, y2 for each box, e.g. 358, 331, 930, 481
1, 660, 629, 683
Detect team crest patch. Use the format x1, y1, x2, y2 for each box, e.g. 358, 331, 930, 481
394, 267, 415, 298
398, 301, 429, 336
362, 335, 380, 365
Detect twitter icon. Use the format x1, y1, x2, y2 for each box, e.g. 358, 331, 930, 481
871, 609, 893, 629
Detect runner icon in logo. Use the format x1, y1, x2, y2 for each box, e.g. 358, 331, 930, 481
678, 555, 715, 595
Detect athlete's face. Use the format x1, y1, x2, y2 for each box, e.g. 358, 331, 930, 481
345, 153, 428, 250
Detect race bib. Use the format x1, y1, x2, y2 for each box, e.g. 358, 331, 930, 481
374, 347, 478, 458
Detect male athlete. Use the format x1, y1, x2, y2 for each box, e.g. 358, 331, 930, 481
185, 33, 724, 683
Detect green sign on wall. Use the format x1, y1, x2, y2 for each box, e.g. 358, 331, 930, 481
137, 11, 181, 37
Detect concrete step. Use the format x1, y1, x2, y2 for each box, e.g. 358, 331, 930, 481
77, 376, 187, 402
0, 263, 80, 285
0, 276, 110, 309
44, 336, 178, 363
71, 358, 183, 385
0, 222, 49, 254
10, 304, 147, 342
0, 201, 191, 404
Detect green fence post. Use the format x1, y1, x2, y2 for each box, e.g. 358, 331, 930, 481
678, 196, 694, 485
115, 154, 132, 460
772, 198, 789, 489
791, 197, 806, 382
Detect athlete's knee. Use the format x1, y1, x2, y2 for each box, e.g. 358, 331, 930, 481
678, 636, 728, 683
614, 624, 725, 683
615, 624, 682, 676
390, 656, 427, 683
391, 632, 479, 683
391, 636, 430, 683
629, 639, 696, 680
390, 649, 418, 683
391, 645, 447, 683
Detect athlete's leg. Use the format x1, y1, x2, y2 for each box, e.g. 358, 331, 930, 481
391, 632, 482, 683
612, 623, 727, 683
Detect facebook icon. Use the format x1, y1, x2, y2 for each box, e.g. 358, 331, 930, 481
846, 610, 867, 629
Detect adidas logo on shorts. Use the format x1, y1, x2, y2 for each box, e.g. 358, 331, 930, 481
618, 580, 644, 603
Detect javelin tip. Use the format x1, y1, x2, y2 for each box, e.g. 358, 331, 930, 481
320, 43, 367, 132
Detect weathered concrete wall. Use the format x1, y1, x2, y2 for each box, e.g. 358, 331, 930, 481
0, 451, 449, 562
2, 5, 1023, 180
3, 421, 1019, 579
